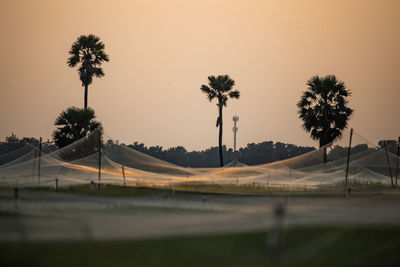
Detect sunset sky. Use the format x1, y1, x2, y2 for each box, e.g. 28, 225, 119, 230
0, 0, 399, 151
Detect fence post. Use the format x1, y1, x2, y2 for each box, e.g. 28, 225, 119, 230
345, 129, 353, 191
395, 137, 399, 188
98, 133, 101, 189
122, 165, 126, 186
14, 187, 19, 200
31, 149, 37, 187
38, 137, 42, 187
267, 202, 286, 267
383, 141, 394, 188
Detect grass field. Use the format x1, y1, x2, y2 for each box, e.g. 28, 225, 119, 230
1, 226, 399, 267
1, 183, 400, 267
30, 180, 400, 197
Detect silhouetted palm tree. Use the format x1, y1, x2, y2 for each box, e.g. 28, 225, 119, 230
201, 75, 240, 167
297, 75, 353, 163
67, 34, 109, 109
53, 107, 102, 160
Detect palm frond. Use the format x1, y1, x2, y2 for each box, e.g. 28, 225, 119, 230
221, 75, 235, 92
93, 67, 105, 78
200, 85, 217, 101
229, 90, 240, 99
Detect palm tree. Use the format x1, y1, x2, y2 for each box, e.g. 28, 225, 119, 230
297, 75, 353, 163
67, 34, 109, 109
53, 107, 103, 160
201, 75, 240, 167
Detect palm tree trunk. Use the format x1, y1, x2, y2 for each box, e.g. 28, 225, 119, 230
218, 105, 224, 167
84, 84, 88, 109
396, 137, 399, 187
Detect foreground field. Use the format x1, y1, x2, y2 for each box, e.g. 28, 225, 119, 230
1, 226, 399, 267
1, 184, 400, 266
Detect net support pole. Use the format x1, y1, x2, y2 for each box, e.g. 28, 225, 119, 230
344, 128, 353, 191
98, 133, 101, 189
383, 141, 394, 188
122, 165, 126, 186
395, 137, 399, 188
31, 149, 37, 186
38, 137, 42, 187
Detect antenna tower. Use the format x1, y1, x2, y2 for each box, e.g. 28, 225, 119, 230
233, 115, 239, 151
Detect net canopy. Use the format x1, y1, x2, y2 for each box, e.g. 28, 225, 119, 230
0, 129, 399, 189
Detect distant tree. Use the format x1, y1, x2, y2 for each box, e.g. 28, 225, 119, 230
297, 75, 353, 163
5, 133, 19, 144
328, 144, 373, 161
67, 34, 109, 109
0, 135, 56, 165
165, 146, 187, 166
201, 75, 240, 167
327, 145, 347, 161
52, 107, 102, 160
378, 139, 400, 154
129, 142, 147, 153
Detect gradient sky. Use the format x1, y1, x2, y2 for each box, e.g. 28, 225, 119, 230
0, 0, 399, 150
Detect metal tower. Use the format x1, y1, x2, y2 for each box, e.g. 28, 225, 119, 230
233, 115, 239, 151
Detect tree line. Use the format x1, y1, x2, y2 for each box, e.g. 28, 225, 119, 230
1, 133, 398, 167
0, 133, 316, 167
121, 140, 315, 167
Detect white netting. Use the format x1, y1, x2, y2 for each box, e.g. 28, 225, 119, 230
0, 129, 399, 189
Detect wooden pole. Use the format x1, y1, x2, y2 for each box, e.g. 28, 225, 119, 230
122, 165, 126, 186
55, 177, 59, 192
38, 137, 42, 187
395, 137, 399, 188
383, 141, 394, 188
267, 202, 285, 266
345, 128, 353, 190
31, 149, 37, 184
98, 133, 101, 189
14, 187, 19, 200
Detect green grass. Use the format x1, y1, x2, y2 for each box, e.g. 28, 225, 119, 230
4, 184, 400, 266
25, 181, 400, 200
29, 182, 302, 197
171, 182, 304, 193
31, 183, 176, 197
0, 226, 399, 267
172, 180, 400, 195
322, 180, 397, 190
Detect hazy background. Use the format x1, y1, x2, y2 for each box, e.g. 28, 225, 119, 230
0, 0, 399, 150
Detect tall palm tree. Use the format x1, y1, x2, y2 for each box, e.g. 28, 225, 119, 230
201, 75, 240, 167
297, 75, 353, 163
67, 34, 109, 109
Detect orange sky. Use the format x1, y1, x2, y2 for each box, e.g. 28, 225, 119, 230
0, 0, 399, 150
